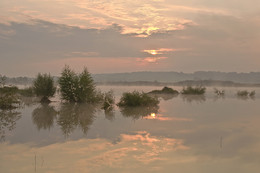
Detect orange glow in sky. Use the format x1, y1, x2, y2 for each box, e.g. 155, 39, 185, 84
143, 48, 175, 55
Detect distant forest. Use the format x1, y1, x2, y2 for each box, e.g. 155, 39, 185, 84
3, 71, 260, 86
93, 71, 260, 84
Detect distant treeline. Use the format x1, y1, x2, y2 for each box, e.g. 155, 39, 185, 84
97, 80, 260, 87
4, 71, 260, 87
5, 77, 34, 85
93, 71, 260, 84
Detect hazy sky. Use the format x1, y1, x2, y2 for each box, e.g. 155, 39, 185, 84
1, 0, 260, 76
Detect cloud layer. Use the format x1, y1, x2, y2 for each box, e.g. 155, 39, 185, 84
0, 0, 260, 76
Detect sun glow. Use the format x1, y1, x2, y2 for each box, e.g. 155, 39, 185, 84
143, 48, 175, 55
150, 113, 156, 118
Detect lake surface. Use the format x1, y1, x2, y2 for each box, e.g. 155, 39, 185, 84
1, 86, 260, 173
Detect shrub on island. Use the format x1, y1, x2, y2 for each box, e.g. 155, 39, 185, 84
117, 91, 159, 107
181, 86, 206, 95
148, 86, 179, 95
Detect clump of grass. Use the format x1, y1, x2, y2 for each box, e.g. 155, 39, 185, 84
214, 88, 225, 96
181, 86, 206, 95
148, 86, 179, 95
117, 91, 159, 107
237, 90, 255, 98
0, 86, 20, 109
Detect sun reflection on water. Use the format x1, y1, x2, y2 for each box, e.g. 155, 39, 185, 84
150, 113, 156, 118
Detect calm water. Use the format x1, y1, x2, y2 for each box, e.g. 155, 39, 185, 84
1, 86, 260, 173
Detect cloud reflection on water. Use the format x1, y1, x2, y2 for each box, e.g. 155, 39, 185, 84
0, 131, 188, 172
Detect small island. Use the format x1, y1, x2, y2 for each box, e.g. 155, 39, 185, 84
148, 86, 179, 95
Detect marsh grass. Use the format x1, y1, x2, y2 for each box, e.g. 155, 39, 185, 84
117, 91, 159, 107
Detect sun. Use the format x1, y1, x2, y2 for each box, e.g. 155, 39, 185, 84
150, 50, 157, 55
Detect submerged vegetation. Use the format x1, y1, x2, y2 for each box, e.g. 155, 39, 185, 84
181, 86, 206, 95
117, 91, 159, 107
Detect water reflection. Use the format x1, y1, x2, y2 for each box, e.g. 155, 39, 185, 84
149, 93, 178, 101
32, 104, 58, 130
57, 103, 97, 137
213, 94, 225, 102
237, 95, 255, 101
119, 106, 159, 120
20, 96, 39, 107
181, 95, 206, 103
0, 110, 21, 141
104, 107, 115, 121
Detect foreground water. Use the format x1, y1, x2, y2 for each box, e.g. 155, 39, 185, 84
1, 86, 260, 173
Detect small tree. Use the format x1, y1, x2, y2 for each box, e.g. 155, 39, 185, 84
77, 68, 96, 102
58, 65, 97, 103
58, 66, 78, 102
33, 73, 56, 103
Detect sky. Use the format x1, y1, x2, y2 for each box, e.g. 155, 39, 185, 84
0, 0, 260, 77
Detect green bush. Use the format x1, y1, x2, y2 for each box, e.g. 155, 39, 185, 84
237, 90, 255, 97
33, 73, 56, 103
0, 86, 20, 109
181, 86, 206, 95
117, 91, 159, 107
148, 86, 179, 95
58, 65, 97, 103
237, 90, 249, 97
